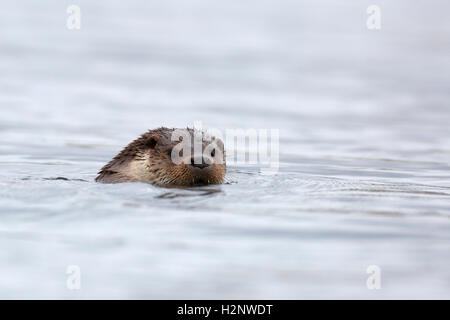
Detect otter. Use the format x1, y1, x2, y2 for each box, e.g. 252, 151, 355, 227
95, 127, 226, 186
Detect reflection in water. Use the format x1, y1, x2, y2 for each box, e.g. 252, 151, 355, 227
156, 188, 222, 199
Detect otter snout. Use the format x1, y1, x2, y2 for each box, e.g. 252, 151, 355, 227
189, 156, 211, 169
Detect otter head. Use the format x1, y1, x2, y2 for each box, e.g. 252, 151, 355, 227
143, 128, 226, 186
96, 127, 226, 187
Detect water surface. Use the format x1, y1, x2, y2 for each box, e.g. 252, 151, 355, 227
0, 0, 449, 298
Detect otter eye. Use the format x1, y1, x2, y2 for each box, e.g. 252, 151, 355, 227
145, 135, 159, 149
210, 149, 215, 157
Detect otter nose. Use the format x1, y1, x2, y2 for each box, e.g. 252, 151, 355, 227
190, 156, 209, 169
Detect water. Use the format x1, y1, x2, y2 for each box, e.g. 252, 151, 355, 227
0, 0, 449, 299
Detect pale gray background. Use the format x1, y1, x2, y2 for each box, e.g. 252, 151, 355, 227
0, 0, 449, 298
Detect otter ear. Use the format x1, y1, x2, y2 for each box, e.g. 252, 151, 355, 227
145, 135, 159, 149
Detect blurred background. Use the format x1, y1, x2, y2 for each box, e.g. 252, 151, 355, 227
0, 0, 449, 299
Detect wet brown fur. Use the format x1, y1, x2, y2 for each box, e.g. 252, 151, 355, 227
96, 127, 226, 186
